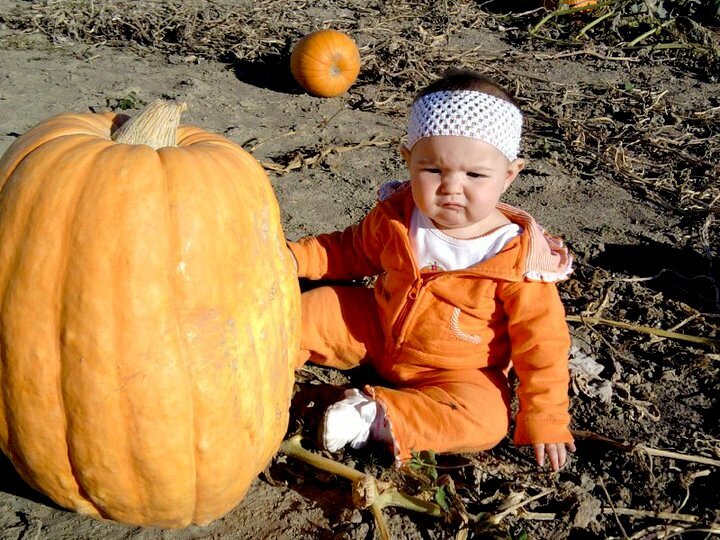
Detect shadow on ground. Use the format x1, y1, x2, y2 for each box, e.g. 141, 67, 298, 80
592, 241, 719, 313
228, 55, 303, 95
0, 453, 59, 508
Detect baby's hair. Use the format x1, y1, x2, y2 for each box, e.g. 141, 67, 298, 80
413, 69, 519, 108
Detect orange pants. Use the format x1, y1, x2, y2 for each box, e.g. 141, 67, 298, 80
296, 285, 511, 462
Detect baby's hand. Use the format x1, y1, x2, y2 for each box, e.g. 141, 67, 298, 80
533, 442, 576, 472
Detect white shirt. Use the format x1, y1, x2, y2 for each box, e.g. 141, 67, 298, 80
409, 207, 521, 272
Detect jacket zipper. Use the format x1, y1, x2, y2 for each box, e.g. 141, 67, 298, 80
390, 269, 480, 344
389, 220, 480, 344
391, 280, 422, 341
391, 226, 423, 342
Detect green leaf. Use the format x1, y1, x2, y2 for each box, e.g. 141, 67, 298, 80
434, 486, 451, 512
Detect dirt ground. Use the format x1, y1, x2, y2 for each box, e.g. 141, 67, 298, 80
0, 0, 718, 538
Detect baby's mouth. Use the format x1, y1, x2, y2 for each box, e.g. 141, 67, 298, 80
441, 202, 463, 210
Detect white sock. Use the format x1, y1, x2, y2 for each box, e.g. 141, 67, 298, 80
321, 389, 378, 452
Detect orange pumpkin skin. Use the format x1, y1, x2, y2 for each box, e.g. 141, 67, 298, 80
561, 0, 597, 9
0, 110, 300, 527
290, 29, 361, 97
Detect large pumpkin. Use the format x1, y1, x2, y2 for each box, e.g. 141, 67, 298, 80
290, 29, 361, 97
0, 100, 300, 527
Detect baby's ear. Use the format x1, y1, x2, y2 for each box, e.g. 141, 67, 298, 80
504, 158, 525, 190
511, 157, 525, 175
400, 144, 411, 165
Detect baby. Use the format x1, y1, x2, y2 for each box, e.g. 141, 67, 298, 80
288, 69, 576, 471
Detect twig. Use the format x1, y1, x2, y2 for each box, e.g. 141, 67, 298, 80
320, 106, 348, 129
571, 430, 720, 467
637, 444, 720, 467
693, 106, 720, 118
666, 313, 702, 333
599, 477, 629, 539
602, 507, 699, 523
639, 42, 717, 53
566, 314, 719, 347
242, 129, 297, 152
485, 488, 553, 525
534, 49, 639, 62
278, 435, 443, 540
627, 524, 720, 540
628, 524, 685, 540
518, 509, 556, 520
663, 526, 720, 539
260, 136, 394, 173
677, 470, 711, 513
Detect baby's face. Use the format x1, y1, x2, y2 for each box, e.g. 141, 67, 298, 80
402, 136, 523, 239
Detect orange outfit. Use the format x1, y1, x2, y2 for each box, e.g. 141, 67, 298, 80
289, 183, 574, 461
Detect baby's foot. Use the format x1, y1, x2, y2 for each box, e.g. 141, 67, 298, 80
320, 389, 378, 452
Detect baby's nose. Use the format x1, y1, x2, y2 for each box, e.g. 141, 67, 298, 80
439, 174, 463, 193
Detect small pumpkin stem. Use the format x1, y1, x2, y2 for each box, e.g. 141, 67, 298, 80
111, 99, 188, 149
278, 435, 443, 537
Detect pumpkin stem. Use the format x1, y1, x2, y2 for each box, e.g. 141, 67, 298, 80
111, 99, 188, 149
278, 435, 443, 540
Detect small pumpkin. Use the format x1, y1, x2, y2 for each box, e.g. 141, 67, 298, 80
0, 100, 300, 527
560, 0, 597, 9
290, 29, 361, 97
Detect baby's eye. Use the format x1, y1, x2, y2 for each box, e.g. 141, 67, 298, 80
467, 172, 486, 179
423, 168, 441, 174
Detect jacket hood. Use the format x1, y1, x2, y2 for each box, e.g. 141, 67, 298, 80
377, 181, 573, 283
496, 203, 573, 282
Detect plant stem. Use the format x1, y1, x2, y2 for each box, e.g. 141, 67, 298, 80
566, 315, 719, 346
578, 9, 616, 37
369, 503, 391, 540
278, 435, 443, 538
571, 430, 720, 467
626, 18, 674, 47
279, 435, 370, 484
531, 0, 618, 34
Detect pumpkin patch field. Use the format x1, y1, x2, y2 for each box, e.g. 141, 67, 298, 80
0, 0, 718, 538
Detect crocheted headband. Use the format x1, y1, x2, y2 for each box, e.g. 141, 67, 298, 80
406, 90, 523, 161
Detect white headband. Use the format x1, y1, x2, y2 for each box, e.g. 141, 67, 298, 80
406, 90, 523, 161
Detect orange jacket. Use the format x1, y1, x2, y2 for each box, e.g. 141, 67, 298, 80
289, 183, 574, 445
